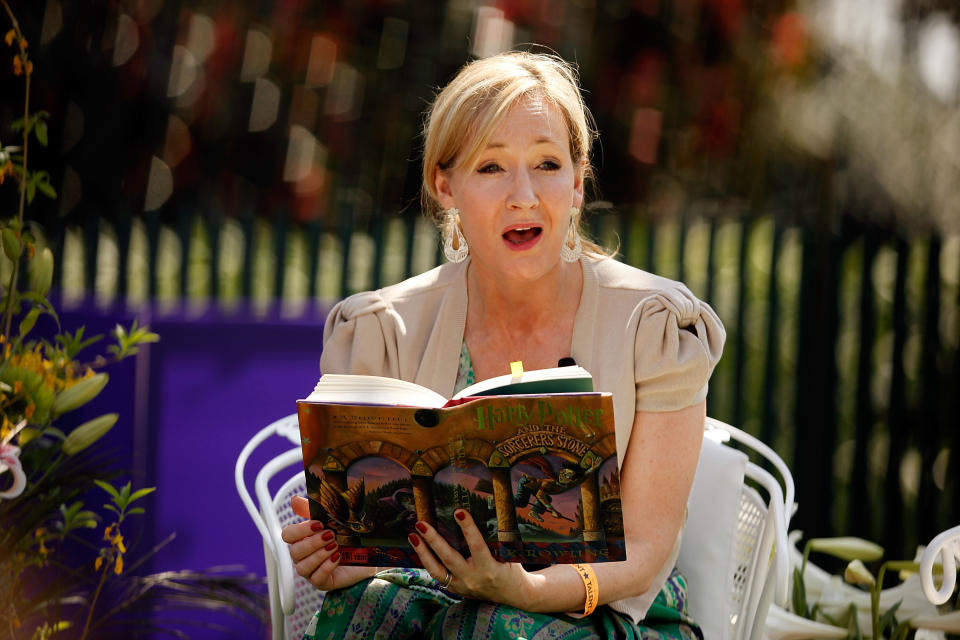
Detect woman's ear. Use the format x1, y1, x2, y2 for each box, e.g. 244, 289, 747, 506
434, 166, 455, 210
572, 158, 586, 209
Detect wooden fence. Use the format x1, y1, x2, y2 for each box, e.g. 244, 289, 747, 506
17, 202, 960, 561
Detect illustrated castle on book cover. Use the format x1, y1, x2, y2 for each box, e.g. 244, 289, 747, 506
298, 393, 625, 567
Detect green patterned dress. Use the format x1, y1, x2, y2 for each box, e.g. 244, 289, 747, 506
301, 344, 702, 640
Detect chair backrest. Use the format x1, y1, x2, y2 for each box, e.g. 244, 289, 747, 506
236, 414, 316, 640
271, 471, 326, 639
679, 418, 792, 640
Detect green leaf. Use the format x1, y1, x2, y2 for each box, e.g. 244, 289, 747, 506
792, 567, 809, 618
43, 426, 67, 440
818, 608, 841, 626
19, 307, 40, 337
847, 603, 862, 640
127, 507, 145, 515
103, 504, 120, 515
26, 177, 36, 204
37, 181, 56, 199
56, 327, 102, 360
128, 486, 156, 503
891, 620, 911, 640
877, 600, 902, 636
2, 228, 21, 262
94, 479, 121, 502
35, 120, 48, 147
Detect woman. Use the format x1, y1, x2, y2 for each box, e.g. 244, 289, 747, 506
282, 51, 724, 640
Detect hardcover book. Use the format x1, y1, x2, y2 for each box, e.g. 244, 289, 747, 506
296, 367, 625, 568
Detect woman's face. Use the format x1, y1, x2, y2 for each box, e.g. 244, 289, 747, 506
434, 97, 584, 284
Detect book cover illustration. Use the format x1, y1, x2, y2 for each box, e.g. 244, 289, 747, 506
297, 393, 625, 567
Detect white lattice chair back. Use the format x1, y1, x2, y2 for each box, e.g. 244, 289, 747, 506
679, 418, 793, 640
271, 472, 325, 639
236, 414, 324, 640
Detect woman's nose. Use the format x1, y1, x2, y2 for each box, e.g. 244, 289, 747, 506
506, 168, 537, 210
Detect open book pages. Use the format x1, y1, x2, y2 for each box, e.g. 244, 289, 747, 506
304, 365, 594, 408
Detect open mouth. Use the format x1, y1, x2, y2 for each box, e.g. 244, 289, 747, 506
502, 226, 543, 245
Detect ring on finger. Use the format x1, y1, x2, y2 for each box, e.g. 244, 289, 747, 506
440, 570, 453, 589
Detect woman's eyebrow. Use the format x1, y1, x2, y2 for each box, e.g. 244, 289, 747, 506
484, 136, 563, 150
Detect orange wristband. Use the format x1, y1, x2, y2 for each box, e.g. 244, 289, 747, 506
572, 563, 598, 616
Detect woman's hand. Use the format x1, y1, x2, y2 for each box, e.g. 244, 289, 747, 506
409, 509, 531, 606
281, 496, 377, 591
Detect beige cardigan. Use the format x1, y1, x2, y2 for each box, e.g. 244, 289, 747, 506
319, 255, 725, 622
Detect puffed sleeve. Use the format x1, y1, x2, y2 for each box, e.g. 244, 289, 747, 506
318, 291, 404, 378
633, 284, 725, 412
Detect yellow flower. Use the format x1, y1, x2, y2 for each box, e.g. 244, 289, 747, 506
103, 523, 115, 540
12, 55, 21, 76
25, 60, 32, 76
4, 29, 15, 46
111, 531, 126, 554
114, 554, 123, 574
18, 37, 27, 51
95, 556, 103, 571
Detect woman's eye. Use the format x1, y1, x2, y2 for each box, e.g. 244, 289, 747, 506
538, 160, 560, 171
477, 163, 502, 174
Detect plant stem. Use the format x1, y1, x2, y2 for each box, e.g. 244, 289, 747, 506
872, 562, 889, 639
80, 558, 111, 640
0, 0, 31, 344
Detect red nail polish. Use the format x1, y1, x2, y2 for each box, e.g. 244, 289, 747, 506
455, 509, 466, 521
415, 522, 428, 534
321, 530, 334, 542
310, 522, 324, 532
331, 552, 341, 563
325, 541, 337, 551
408, 533, 420, 547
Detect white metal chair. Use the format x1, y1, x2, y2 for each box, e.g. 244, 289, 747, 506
235, 414, 322, 640
679, 417, 793, 640
919, 524, 960, 606
237, 414, 793, 640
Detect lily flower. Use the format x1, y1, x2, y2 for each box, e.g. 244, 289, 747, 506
0, 442, 26, 500
0, 419, 28, 500
808, 536, 885, 562
844, 559, 876, 587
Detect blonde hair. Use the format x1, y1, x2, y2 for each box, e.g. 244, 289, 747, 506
421, 51, 609, 256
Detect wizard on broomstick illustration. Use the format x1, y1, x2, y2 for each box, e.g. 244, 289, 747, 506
513, 455, 596, 523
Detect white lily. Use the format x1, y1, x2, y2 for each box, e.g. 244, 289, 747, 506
808, 536, 885, 562
844, 559, 876, 587
0, 419, 28, 500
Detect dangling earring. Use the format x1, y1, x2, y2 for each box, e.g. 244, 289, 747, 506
560, 207, 582, 262
443, 208, 469, 263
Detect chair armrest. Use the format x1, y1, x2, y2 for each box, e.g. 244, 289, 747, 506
255, 447, 305, 616
706, 418, 795, 534
919, 524, 960, 605
745, 461, 789, 608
